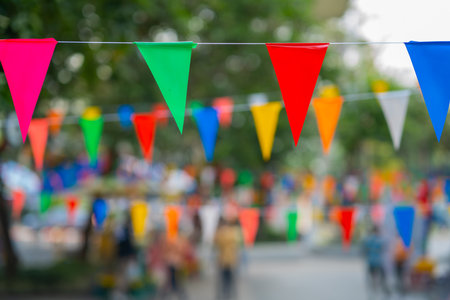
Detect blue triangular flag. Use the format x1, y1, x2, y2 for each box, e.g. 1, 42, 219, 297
445, 179, 450, 203
93, 198, 108, 228
405, 41, 450, 141
194, 107, 219, 162
393, 206, 415, 248
118, 105, 135, 129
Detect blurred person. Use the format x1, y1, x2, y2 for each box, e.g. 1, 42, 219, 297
114, 214, 137, 295
214, 217, 241, 300
159, 232, 190, 300
393, 236, 411, 293
362, 226, 389, 296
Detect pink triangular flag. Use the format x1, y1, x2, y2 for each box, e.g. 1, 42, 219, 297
0, 38, 57, 142
28, 119, 49, 171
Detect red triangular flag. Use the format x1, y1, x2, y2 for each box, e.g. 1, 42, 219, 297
266, 43, 329, 146
213, 97, 234, 127
338, 206, 356, 249
153, 103, 169, 126
28, 119, 49, 171
239, 208, 260, 247
66, 195, 79, 225
12, 189, 25, 220
132, 113, 157, 162
0, 39, 57, 142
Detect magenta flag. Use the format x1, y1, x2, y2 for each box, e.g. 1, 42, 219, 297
0, 38, 58, 142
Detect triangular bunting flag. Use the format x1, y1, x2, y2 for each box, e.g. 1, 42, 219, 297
199, 204, 221, 245
165, 205, 181, 241
12, 189, 25, 219
239, 208, 260, 247
47, 109, 65, 136
132, 113, 157, 162
213, 97, 234, 127
40, 192, 52, 214
80, 116, 103, 166
266, 43, 329, 146
393, 206, 415, 248
0, 38, 57, 142
376, 90, 410, 149
312, 96, 343, 154
251, 102, 282, 161
130, 201, 148, 239
153, 103, 169, 126
405, 41, 450, 141
338, 206, 356, 249
93, 198, 108, 229
286, 210, 298, 242
118, 104, 134, 129
194, 107, 219, 162
66, 195, 79, 225
135, 42, 196, 133
28, 118, 49, 171
370, 203, 385, 225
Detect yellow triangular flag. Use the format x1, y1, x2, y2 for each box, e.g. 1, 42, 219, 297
250, 102, 282, 161
130, 200, 149, 239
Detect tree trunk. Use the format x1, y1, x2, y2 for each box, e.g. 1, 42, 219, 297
0, 184, 18, 277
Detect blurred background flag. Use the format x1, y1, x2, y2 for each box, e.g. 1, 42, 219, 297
11, 189, 25, 220
376, 90, 410, 150
132, 113, 157, 162
28, 119, 49, 172
286, 210, 298, 242
65, 194, 79, 226
213, 97, 234, 128
0, 38, 57, 142
312, 96, 343, 155
80, 113, 103, 166
239, 208, 260, 247
251, 102, 282, 161
338, 206, 356, 249
165, 205, 181, 241
40, 192, 52, 215
93, 198, 108, 229
152, 103, 169, 126
130, 201, 148, 239
266, 43, 329, 146
135, 42, 197, 133
117, 104, 135, 129
47, 108, 65, 136
199, 204, 221, 245
405, 41, 450, 141
393, 205, 415, 248
194, 107, 219, 162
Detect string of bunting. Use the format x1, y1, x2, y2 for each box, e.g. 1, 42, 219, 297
0, 38, 448, 166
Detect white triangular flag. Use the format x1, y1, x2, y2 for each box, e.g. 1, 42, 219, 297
199, 204, 221, 245
376, 90, 410, 150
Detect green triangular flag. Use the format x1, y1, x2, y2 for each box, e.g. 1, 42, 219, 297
40, 192, 52, 214
80, 116, 103, 165
286, 210, 298, 242
135, 42, 197, 133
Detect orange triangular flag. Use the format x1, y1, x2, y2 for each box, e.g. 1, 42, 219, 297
28, 119, 49, 171
312, 96, 343, 154
47, 109, 65, 136
132, 113, 157, 162
165, 205, 181, 241
12, 189, 25, 219
239, 208, 260, 247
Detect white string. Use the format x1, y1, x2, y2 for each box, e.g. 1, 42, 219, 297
56, 40, 409, 45
16, 89, 417, 127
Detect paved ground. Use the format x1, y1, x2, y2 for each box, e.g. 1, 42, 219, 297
186, 244, 430, 300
